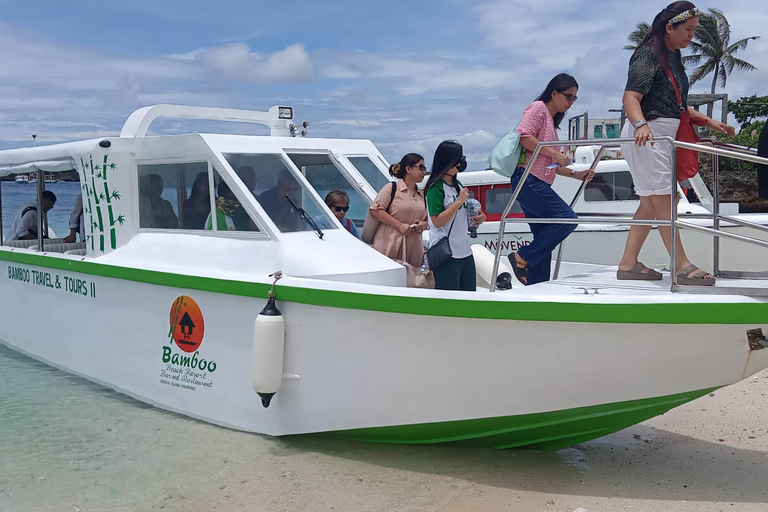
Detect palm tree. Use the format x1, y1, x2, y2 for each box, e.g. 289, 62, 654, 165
684, 8, 760, 118
623, 22, 651, 51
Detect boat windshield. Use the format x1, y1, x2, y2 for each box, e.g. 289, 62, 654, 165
222, 153, 336, 233
286, 153, 368, 229
346, 156, 390, 194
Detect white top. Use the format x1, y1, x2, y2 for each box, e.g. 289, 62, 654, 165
68, 194, 85, 241
6, 203, 39, 241
427, 182, 472, 259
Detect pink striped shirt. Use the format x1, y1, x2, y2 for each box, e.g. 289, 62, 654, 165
517, 100, 559, 185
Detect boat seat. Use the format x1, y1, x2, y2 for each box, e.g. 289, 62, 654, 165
64, 248, 87, 256
28, 242, 87, 253
3, 238, 66, 248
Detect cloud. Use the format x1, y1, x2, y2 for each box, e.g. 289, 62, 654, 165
178, 42, 315, 83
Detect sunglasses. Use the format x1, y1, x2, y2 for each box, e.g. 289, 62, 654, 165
333, 205, 350, 212
453, 156, 467, 172
410, 164, 427, 171
560, 92, 578, 102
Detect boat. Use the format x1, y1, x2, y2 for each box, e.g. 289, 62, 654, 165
1, 104, 767, 451
458, 146, 768, 275
14, 174, 29, 183
28, 173, 59, 184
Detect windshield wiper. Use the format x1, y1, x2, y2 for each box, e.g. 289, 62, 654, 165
285, 195, 324, 239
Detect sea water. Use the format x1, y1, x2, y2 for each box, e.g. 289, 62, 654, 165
1, 181, 82, 240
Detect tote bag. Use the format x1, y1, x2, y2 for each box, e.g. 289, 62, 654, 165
488, 123, 525, 178
395, 235, 435, 289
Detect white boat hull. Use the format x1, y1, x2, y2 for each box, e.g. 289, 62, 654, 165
2, 254, 767, 449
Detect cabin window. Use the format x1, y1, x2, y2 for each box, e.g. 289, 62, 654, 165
346, 157, 390, 195
222, 153, 334, 233
484, 188, 524, 216
137, 162, 210, 230
287, 153, 367, 229
205, 167, 262, 232
584, 171, 639, 202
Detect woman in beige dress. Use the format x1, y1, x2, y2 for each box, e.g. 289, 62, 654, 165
369, 153, 429, 267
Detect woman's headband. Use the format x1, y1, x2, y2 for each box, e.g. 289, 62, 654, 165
669, 7, 701, 25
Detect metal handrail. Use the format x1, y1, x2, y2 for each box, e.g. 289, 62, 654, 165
551, 145, 607, 280
489, 136, 768, 293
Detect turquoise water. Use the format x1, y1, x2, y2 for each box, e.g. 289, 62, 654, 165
1, 181, 82, 240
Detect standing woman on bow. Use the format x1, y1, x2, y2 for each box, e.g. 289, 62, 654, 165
617, 1, 734, 285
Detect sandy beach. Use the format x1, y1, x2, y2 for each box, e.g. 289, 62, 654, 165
1, 344, 766, 512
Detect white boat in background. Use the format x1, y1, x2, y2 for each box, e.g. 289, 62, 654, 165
459, 146, 768, 275
0, 104, 767, 451
14, 174, 29, 183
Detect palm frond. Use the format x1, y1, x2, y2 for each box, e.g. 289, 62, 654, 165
689, 60, 716, 85
682, 54, 703, 66
727, 35, 760, 54
707, 8, 731, 46
623, 44, 638, 51
731, 57, 758, 72
717, 62, 729, 89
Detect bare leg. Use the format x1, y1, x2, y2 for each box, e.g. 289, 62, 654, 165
618, 197, 655, 272
649, 194, 713, 279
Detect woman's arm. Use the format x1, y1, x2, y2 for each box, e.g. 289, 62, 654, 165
623, 90, 653, 147
520, 136, 570, 167
430, 187, 470, 229
370, 208, 411, 235
688, 108, 736, 137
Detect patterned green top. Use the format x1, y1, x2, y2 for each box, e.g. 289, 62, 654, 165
625, 45, 689, 121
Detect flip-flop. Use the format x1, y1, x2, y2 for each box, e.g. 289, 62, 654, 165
676, 264, 716, 286
617, 262, 662, 281
496, 272, 512, 290
507, 253, 528, 286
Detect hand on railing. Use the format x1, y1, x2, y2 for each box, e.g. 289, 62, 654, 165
705, 119, 735, 137
573, 169, 595, 182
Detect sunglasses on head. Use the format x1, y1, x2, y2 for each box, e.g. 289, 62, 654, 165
333, 205, 350, 212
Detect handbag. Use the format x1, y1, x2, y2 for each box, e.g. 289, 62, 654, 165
395, 235, 435, 289
425, 214, 456, 270
666, 69, 707, 182
361, 181, 397, 244
488, 122, 526, 178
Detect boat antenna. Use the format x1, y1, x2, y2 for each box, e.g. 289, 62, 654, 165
32, 133, 37, 147
284, 194, 324, 239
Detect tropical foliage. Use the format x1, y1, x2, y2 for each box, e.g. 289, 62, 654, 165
728, 95, 768, 129
623, 22, 651, 51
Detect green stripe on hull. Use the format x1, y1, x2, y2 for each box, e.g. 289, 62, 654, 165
1, 250, 767, 324
315, 387, 720, 450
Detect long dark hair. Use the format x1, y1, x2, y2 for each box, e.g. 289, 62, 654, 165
389, 153, 423, 179
425, 140, 463, 192
536, 73, 579, 129
634, 1, 697, 72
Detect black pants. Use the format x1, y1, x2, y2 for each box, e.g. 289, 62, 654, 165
433, 255, 476, 291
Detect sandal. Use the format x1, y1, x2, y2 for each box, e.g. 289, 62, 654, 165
617, 262, 662, 281
507, 252, 528, 286
676, 264, 715, 286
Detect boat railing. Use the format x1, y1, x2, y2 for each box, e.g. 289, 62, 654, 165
489, 136, 768, 295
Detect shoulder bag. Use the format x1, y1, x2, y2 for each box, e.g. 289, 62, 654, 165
361, 181, 397, 244
666, 69, 707, 182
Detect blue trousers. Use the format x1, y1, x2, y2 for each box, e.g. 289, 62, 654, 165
510, 169, 578, 285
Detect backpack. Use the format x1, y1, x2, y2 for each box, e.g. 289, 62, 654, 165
488, 123, 526, 178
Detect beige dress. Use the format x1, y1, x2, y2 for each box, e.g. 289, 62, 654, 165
370, 179, 427, 268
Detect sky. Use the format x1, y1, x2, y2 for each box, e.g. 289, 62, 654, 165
0, 0, 765, 167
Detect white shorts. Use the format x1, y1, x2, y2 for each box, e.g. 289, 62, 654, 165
620, 118, 680, 196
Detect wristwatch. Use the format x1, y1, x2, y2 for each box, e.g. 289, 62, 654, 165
634, 120, 648, 129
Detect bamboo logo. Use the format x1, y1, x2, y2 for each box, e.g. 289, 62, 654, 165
168, 296, 205, 353
81, 154, 124, 252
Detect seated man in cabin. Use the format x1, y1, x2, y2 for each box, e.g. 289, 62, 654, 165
256, 170, 306, 232
63, 193, 85, 243
5, 190, 57, 241
140, 174, 179, 229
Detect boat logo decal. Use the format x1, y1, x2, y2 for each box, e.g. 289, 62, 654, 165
169, 295, 205, 352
